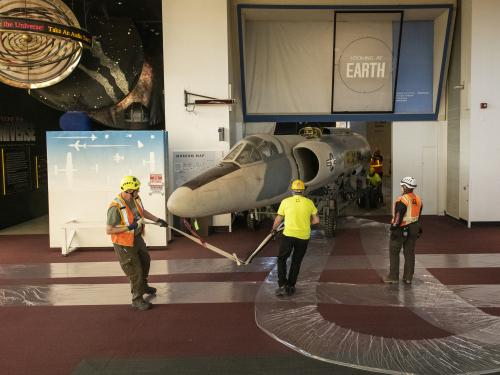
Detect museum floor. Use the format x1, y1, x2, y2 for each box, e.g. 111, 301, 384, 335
1, 214, 500, 375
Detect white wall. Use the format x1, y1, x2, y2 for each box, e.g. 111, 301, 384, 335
392, 121, 447, 215
163, 0, 231, 183
163, 0, 232, 227
467, 0, 500, 222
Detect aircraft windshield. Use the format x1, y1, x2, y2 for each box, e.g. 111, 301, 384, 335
223, 137, 278, 165
223, 143, 243, 161
235, 143, 262, 165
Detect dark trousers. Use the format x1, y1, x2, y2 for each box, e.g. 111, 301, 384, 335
113, 235, 151, 301
388, 222, 420, 281
277, 235, 309, 287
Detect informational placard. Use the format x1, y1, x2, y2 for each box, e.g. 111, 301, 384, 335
46, 130, 168, 249
394, 21, 434, 113
2, 146, 32, 194
172, 150, 231, 230
0, 115, 37, 196
173, 151, 225, 189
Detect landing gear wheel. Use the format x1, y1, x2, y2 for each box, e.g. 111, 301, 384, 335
246, 212, 260, 231
324, 209, 337, 238
358, 191, 367, 208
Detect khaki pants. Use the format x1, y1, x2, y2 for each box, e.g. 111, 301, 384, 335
113, 236, 151, 302
388, 222, 420, 281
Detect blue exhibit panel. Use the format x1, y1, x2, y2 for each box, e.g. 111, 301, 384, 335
395, 21, 434, 113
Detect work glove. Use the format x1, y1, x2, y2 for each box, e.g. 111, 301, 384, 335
156, 218, 168, 227
127, 221, 138, 230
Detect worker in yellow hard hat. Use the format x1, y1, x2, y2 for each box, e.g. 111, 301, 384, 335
271, 179, 319, 297
106, 175, 168, 311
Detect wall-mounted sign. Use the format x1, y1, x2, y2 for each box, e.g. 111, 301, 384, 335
173, 151, 225, 190
339, 37, 392, 94
1, 146, 32, 195
333, 12, 402, 113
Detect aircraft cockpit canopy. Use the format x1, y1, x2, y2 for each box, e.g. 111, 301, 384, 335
223, 136, 280, 166
246, 136, 280, 158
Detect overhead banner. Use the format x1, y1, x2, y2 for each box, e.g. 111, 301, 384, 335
0, 17, 92, 47
333, 12, 402, 112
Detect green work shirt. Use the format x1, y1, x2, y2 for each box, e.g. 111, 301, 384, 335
107, 197, 143, 237
277, 195, 318, 240
368, 172, 382, 187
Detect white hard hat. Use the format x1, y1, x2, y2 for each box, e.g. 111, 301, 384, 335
400, 176, 417, 189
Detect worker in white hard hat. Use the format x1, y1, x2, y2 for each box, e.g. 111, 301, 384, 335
382, 176, 423, 285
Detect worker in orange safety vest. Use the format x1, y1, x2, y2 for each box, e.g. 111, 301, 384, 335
382, 176, 423, 285
106, 175, 168, 311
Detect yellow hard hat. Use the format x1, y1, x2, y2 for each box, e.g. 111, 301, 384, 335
291, 179, 305, 191
120, 175, 141, 191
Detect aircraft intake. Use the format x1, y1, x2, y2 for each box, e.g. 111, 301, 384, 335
293, 141, 340, 191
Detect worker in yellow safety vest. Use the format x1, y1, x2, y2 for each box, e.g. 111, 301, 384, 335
370, 149, 384, 177
370, 149, 384, 203
106, 176, 168, 311
382, 176, 423, 285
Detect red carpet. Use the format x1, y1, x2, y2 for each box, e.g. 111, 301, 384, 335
2, 215, 500, 374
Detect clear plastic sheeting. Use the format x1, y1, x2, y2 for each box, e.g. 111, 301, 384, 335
255, 217, 500, 374
324, 253, 500, 270
317, 283, 500, 308
0, 257, 276, 279
0, 282, 261, 306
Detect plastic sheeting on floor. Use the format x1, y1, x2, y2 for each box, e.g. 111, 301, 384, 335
255, 217, 500, 375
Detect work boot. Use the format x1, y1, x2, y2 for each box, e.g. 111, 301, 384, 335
144, 285, 157, 295
275, 286, 287, 297
286, 285, 296, 296
382, 277, 398, 284
132, 298, 152, 311
402, 278, 412, 285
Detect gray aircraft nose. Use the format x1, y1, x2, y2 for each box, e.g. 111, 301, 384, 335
167, 186, 195, 217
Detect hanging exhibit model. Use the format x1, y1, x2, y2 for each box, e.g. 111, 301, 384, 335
0, 0, 92, 89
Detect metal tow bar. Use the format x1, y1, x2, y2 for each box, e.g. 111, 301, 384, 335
143, 219, 283, 266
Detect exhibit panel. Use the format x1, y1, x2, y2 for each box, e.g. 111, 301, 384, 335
238, 4, 454, 122
46, 130, 168, 252
332, 12, 401, 113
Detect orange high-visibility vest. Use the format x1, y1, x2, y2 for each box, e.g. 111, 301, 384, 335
392, 193, 422, 226
109, 194, 145, 246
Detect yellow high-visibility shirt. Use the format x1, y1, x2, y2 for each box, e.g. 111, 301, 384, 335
277, 195, 318, 240
368, 172, 382, 187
